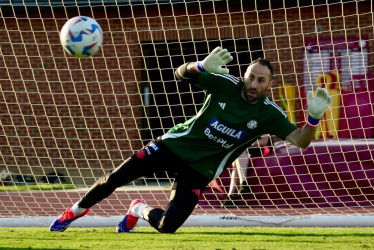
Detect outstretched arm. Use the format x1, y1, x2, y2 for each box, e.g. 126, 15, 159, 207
286, 88, 332, 149
175, 46, 233, 82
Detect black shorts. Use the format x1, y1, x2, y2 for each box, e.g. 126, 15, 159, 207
131, 140, 210, 186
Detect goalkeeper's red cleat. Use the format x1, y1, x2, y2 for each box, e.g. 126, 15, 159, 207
49, 207, 89, 232
116, 199, 144, 233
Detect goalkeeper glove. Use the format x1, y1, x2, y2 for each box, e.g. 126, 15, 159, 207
195, 46, 233, 74
306, 87, 332, 128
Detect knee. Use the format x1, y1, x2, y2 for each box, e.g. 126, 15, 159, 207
147, 209, 179, 233
99, 171, 122, 188
157, 217, 178, 234
157, 225, 177, 234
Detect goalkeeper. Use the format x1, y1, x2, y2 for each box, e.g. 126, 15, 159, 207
50, 47, 332, 233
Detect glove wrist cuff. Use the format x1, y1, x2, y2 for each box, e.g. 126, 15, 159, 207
307, 114, 320, 128
194, 61, 206, 73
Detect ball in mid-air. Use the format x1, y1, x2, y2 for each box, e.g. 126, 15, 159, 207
60, 16, 103, 58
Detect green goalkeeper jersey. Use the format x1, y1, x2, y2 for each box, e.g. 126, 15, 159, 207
162, 72, 297, 180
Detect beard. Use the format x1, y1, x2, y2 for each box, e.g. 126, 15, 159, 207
241, 87, 260, 104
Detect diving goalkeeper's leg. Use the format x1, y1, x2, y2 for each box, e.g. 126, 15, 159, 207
50, 141, 164, 232
117, 167, 209, 233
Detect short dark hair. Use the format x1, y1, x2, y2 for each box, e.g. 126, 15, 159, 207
251, 58, 274, 80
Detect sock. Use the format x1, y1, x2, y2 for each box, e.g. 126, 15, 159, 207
71, 202, 87, 216
130, 202, 150, 219
142, 206, 152, 221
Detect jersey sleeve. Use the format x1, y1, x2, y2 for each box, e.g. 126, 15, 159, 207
196, 72, 223, 93
262, 97, 298, 140
268, 116, 298, 141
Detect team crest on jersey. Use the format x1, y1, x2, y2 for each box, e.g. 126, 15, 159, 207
247, 119, 258, 129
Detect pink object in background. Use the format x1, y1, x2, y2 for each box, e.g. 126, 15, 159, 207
339, 74, 374, 138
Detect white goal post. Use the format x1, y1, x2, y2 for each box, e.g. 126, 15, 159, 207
1, 0, 374, 228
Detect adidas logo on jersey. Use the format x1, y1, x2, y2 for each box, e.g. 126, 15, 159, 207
218, 102, 226, 110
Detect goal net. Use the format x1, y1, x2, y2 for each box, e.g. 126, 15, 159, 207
1, 0, 374, 227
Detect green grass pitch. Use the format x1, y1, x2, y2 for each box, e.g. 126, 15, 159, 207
1, 227, 374, 249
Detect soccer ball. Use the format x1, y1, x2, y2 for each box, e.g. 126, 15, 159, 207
60, 16, 103, 58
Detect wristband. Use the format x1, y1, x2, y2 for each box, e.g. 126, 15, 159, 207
194, 61, 206, 73
307, 114, 320, 128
